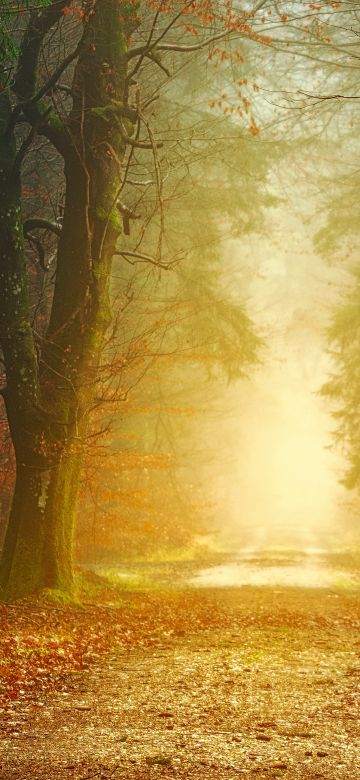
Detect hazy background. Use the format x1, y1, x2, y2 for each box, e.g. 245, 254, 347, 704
203, 202, 356, 553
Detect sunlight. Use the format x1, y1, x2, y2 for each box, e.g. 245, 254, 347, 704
209, 207, 351, 553
190, 549, 359, 590
191, 562, 343, 589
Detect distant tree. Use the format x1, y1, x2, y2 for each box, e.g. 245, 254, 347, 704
247, 4, 360, 500
315, 138, 360, 493
320, 269, 360, 490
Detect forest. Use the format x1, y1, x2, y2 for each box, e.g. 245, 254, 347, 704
1, 2, 360, 779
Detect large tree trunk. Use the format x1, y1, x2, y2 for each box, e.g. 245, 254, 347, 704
0, 0, 138, 601
0, 452, 81, 600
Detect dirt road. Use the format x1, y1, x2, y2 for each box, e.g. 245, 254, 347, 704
1, 571, 360, 780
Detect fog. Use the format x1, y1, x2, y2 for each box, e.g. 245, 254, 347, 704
208, 203, 355, 553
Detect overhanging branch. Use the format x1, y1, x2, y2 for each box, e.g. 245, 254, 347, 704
23, 219, 62, 238
299, 90, 360, 102
12, 0, 75, 157
23, 218, 62, 271
114, 250, 174, 269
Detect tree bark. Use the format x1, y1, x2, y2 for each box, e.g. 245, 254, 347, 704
0, 0, 139, 600
0, 450, 82, 600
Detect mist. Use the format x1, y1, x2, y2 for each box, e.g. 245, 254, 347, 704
206, 203, 354, 554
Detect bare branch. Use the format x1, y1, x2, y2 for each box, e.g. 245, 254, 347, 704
114, 250, 174, 269
299, 90, 360, 102
13, 0, 70, 101
23, 218, 62, 238
119, 120, 163, 150
30, 45, 81, 105
146, 52, 171, 78
126, 7, 162, 81
23, 219, 62, 271
11, 0, 74, 156
157, 30, 230, 54
127, 0, 269, 62
127, 0, 194, 61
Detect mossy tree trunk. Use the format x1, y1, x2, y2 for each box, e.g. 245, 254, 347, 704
0, 0, 139, 600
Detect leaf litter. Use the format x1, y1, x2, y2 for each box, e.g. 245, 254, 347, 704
0, 567, 360, 779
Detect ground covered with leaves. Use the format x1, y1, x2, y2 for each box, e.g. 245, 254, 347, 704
0, 561, 360, 779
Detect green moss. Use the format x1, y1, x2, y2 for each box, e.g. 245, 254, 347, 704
47, 111, 64, 132
39, 587, 82, 607
96, 206, 122, 231
80, 566, 161, 594
102, 570, 161, 591
75, 569, 128, 606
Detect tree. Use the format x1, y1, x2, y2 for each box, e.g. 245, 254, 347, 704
0, 0, 271, 600
282, 7, 360, 497
315, 136, 360, 493
320, 271, 360, 491
1, 0, 142, 600
75, 121, 269, 561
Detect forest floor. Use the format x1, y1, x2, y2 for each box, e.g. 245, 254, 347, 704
0, 552, 360, 780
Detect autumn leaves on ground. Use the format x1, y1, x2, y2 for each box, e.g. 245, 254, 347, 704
1, 556, 360, 780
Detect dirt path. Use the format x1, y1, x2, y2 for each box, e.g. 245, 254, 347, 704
1, 584, 360, 780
